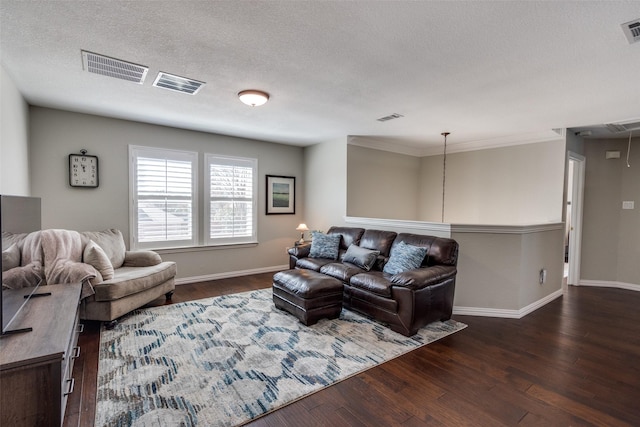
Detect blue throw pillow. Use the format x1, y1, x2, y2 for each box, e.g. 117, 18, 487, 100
309, 232, 341, 259
342, 244, 380, 271
383, 241, 427, 275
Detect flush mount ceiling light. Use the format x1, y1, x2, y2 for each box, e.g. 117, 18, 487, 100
238, 90, 269, 107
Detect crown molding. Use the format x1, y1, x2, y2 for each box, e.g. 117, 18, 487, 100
347, 136, 425, 157
348, 129, 566, 158
419, 129, 566, 156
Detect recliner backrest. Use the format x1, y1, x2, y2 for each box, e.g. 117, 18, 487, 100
326, 227, 365, 250
359, 229, 397, 257
395, 233, 458, 267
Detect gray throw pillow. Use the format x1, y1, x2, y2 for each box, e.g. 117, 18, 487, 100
343, 244, 380, 271
309, 232, 341, 259
83, 240, 115, 280
80, 229, 126, 268
383, 241, 428, 275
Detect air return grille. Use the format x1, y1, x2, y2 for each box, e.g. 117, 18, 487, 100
621, 19, 640, 44
81, 51, 148, 84
605, 119, 640, 133
152, 72, 205, 95
376, 113, 404, 122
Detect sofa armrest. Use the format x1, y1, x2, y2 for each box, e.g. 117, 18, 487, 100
123, 250, 162, 267
287, 244, 311, 269
390, 265, 457, 291
288, 244, 311, 259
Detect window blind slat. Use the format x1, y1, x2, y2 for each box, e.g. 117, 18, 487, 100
131, 148, 197, 248
206, 156, 256, 243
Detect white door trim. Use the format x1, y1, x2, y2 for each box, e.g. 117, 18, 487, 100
567, 152, 585, 286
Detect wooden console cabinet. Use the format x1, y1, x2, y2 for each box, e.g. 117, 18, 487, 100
1, 283, 82, 426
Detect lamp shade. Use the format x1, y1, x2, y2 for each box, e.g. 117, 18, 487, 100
295, 223, 309, 244
238, 90, 269, 106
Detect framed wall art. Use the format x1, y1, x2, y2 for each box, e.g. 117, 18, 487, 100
266, 175, 295, 214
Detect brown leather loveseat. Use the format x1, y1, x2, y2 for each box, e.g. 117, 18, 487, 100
287, 226, 458, 336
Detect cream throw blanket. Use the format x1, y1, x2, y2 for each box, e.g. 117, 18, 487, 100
1, 231, 44, 290
41, 229, 98, 299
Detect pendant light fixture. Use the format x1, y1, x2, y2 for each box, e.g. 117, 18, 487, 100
441, 132, 450, 223
238, 90, 269, 107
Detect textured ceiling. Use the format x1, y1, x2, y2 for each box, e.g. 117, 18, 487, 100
1, 1, 639, 151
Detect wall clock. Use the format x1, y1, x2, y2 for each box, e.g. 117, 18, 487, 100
69, 150, 99, 188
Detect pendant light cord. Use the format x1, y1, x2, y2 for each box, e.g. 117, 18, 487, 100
626, 131, 632, 168
441, 132, 449, 222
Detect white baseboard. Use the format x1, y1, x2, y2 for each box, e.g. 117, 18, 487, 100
177, 267, 569, 319
175, 264, 288, 285
453, 289, 564, 319
576, 280, 640, 292
452, 306, 521, 318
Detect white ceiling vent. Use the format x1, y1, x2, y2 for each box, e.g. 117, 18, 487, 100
153, 72, 205, 95
81, 50, 148, 84
377, 113, 404, 122
621, 19, 640, 44
605, 119, 640, 133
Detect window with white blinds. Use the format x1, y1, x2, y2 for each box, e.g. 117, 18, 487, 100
205, 154, 258, 245
129, 146, 198, 249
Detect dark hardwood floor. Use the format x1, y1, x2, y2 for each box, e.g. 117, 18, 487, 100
63, 273, 640, 426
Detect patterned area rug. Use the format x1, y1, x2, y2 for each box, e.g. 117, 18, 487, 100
96, 288, 466, 426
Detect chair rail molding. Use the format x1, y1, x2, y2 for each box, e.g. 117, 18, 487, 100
344, 216, 451, 237
450, 222, 564, 234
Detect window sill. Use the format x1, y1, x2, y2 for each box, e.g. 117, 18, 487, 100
154, 241, 259, 254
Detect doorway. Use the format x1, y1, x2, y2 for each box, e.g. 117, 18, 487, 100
565, 152, 585, 288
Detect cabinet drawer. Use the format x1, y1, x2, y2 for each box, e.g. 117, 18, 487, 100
0, 283, 82, 427
61, 317, 82, 422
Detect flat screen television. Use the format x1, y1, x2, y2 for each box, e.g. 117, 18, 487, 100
1, 195, 42, 334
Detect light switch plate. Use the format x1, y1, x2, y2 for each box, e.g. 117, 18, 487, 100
622, 201, 635, 209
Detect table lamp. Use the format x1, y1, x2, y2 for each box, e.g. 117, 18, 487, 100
296, 223, 309, 244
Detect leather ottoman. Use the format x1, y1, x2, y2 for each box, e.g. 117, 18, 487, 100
272, 269, 344, 326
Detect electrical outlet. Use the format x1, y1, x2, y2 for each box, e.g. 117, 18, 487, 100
622, 201, 635, 210
539, 268, 547, 285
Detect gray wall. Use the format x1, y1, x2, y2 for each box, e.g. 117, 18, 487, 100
452, 227, 563, 311
441, 140, 565, 224
29, 107, 305, 280
347, 144, 420, 220
418, 154, 444, 221
518, 228, 564, 308
581, 137, 639, 285
0, 65, 30, 195
566, 131, 585, 157
304, 138, 348, 232
344, 139, 568, 314
347, 139, 566, 225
